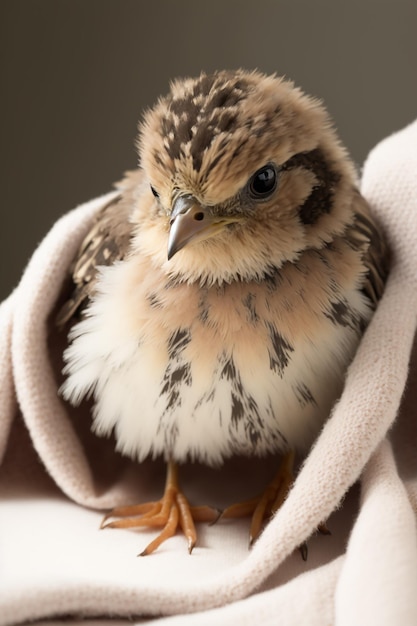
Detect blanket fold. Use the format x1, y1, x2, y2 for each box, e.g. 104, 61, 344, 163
1, 121, 416, 626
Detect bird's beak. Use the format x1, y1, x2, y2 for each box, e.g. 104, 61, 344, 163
167, 195, 237, 260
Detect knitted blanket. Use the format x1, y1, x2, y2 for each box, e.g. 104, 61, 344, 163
0, 120, 416, 626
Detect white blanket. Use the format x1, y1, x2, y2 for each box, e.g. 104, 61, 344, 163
1, 119, 416, 626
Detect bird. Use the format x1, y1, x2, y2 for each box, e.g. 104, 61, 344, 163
57, 69, 389, 556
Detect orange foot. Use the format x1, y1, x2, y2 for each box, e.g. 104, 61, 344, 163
221, 450, 296, 546
101, 461, 219, 556
220, 451, 330, 558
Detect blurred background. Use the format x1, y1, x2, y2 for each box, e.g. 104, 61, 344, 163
1, 0, 416, 299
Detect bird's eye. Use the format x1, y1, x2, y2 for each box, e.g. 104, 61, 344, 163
150, 185, 159, 198
248, 165, 278, 199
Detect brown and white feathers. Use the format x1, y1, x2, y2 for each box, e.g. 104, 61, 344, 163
59, 70, 389, 465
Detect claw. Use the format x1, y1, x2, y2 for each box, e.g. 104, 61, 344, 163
139, 504, 179, 556
102, 461, 218, 555
299, 541, 308, 561
318, 522, 332, 536
221, 450, 295, 547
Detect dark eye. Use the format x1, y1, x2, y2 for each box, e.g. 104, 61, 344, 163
150, 185, 159, 198
249, 164, 278, 199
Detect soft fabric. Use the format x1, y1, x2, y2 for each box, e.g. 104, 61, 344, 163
0, 119, 416, 626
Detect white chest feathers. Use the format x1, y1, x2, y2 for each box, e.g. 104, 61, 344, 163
61, 254, 370, 466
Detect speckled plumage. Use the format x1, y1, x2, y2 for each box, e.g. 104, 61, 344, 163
59, 70, 389, 469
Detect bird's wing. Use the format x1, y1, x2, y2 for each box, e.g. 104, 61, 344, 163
346, 190, 390, 308
56, 171, 142, 327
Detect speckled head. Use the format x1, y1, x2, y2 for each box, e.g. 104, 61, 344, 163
139, 70, 350, 202
136, 70, 358, 284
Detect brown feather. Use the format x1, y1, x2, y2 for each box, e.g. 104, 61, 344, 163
346, 190, 390, 309
56, 174, 142, 326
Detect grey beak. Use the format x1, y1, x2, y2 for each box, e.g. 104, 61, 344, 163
167, 195, 215, 260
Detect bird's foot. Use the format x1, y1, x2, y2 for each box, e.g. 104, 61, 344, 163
220, 450, 295, 546
297, 523, 332, 561
101, 461, 219, 555
220, 451, 330, 557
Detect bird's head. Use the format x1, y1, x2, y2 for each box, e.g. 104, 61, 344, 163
136, 70, 357, 285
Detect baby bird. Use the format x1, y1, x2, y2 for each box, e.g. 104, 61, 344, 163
58, 70, 389, 555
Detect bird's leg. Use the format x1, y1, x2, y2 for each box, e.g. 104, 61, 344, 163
101, 461, 219, 556
221, 450, 295, 546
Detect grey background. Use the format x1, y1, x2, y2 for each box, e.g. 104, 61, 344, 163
1, 0, 416, 300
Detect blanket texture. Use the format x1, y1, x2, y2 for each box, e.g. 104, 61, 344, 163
0, 120, 416, 626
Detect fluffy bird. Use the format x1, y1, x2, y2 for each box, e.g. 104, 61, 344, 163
58, 70, 389, 555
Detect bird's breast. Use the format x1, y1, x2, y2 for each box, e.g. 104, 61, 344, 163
62, 247, 370, 466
